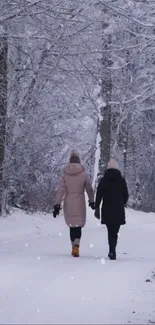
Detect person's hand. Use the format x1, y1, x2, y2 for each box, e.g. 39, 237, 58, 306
94, 208, 100, 220
53, 204, 61, 218
89, 201, 95, 210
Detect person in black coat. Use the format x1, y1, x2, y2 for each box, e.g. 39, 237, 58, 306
95, 159, 129, 260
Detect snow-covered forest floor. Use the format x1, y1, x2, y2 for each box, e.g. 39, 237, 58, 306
0, 207, 155, 324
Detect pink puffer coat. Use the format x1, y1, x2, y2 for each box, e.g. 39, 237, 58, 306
55, 163, 94, 227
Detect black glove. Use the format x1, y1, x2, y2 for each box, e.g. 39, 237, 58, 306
53, 204, 61, 218
89, 201, 95, 210
94, 208, 100, 220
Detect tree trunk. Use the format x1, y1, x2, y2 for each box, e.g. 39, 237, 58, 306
99, 33, 112, 176
0, 36, 8, 215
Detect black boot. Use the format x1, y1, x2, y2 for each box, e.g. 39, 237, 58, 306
108, 252, 116, 260
108, 243, 116, 260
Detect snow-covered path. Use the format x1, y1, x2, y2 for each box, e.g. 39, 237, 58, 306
0, 208, 155, 324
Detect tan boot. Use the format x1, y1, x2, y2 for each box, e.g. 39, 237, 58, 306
72, 245, 79, 257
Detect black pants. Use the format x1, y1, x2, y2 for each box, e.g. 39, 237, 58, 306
106, 224, 120, 253
70, 227, 82, 242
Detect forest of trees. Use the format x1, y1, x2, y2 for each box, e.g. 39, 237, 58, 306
0, 0, 155, 214
98, 0, 155, 212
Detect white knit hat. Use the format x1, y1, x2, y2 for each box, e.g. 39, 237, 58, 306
107, 158, 119, 170
70, 150, 80, 159
70, 150, 81, 164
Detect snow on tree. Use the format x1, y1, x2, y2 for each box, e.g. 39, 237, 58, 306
0, 0, 154, 213
96, 0, 155, 212
0, 0, 100, 212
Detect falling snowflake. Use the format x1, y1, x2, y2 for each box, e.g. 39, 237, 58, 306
38, 256, 40, 260
100, 258, 105, 265
71, 276, 74, 280
25, 243, 28, 247
25, 289, 28, 292
89, 243, 94, 248
118, 233, 120, 237
82, 296, 85, 300
59, 233, 62, 237
37, 309, 40, 313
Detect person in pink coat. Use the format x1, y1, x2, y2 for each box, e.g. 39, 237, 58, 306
53, 151, 95, 257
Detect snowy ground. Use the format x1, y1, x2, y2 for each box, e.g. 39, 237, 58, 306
0, 207, 155, 324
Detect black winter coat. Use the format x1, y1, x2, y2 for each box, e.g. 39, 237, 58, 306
95, 169, 129, 225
